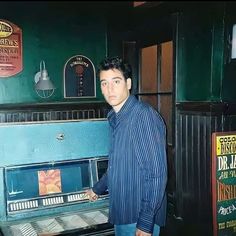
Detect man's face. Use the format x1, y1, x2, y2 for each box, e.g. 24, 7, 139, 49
100, 69, 131, 112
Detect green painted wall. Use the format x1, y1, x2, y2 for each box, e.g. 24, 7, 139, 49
176, 4, 225, 102
176, 2, 236, 103
222, 3, 236, 102
0, 2, 108, 104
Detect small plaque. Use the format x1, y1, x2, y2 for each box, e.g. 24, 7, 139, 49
64, 55, 96, 98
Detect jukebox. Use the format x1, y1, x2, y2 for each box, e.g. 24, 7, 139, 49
0, 119, 113, 235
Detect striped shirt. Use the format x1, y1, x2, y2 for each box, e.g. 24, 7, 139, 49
93, 95, 167, 233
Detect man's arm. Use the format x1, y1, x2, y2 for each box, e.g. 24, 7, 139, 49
93, 171, 108, 194
134, 108, 167, 233
85, 171, 108, 200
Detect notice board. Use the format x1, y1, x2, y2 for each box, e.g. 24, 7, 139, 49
212, 132, 236, 236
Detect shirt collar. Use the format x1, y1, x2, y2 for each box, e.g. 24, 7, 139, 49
107, 95, 138, 127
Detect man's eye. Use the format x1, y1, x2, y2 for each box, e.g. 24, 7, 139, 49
101, 82, 107, 87
114, 80, 120, 84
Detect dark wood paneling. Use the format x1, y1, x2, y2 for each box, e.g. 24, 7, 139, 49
175, 102, 236, 235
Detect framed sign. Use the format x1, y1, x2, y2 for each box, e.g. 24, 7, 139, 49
0, 19, 23, 77
212, 132, 236, 236
64, 55, 96, 98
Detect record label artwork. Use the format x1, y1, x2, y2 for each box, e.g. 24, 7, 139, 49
38, 169, 62, 195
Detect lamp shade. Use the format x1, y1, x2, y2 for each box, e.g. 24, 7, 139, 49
35, 78, 55, 90
34, 61, 55, 98
35, 68, 55, 90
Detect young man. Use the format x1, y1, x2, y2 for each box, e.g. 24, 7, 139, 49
86, 56, 167, 236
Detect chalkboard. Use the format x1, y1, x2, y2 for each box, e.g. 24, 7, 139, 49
212, 132, 236, 236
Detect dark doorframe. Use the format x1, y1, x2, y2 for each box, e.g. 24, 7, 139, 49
123, 37, 176, 219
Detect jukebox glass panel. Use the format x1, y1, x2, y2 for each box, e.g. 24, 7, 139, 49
5, 160, 90, 201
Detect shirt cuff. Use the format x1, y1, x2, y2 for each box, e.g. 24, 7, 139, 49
92, 183, 102, 195
92, 179, 106, 195
137, 211, 155, 233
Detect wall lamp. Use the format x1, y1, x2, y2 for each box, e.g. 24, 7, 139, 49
34, 60, 55, 98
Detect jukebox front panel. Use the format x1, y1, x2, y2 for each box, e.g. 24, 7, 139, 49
4, 157, 109, 219
0, 119, 113, 235
1, 157, 112, 236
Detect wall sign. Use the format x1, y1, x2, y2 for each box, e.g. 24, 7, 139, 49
212, 132, 236, 236
0, 19, 22, 77
64, 55, 96, 98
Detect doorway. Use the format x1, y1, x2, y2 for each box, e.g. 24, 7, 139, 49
123, 39, 176, 216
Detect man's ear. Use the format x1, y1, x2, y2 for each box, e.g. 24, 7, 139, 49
127, 78, 132, 90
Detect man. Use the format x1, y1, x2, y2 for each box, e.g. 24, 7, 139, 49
86, 56, 167, 236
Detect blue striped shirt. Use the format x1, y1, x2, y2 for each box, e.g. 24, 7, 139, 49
93, 95, 167, 233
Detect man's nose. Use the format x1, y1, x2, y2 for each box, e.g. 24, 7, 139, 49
108, 83, 114, 92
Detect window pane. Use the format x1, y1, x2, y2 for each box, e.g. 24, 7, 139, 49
140, 45, 157, 93
159, 41, 173, 92
139, 95, 158, 110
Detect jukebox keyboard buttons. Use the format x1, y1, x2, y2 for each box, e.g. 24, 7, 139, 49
9, 200, 39, 212
42, 196, 64, 206
67, 192, 89, 202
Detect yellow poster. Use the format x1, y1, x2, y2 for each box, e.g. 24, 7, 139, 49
212, 132, 236, 236
216, 135, 236, 156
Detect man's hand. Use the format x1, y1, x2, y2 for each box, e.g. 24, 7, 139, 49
136, 229, 152, 236
85, 189, 98, 201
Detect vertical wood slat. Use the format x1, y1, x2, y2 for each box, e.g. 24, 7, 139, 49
175, 111, 222, 229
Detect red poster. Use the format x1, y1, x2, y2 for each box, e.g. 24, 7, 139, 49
0, 19, 23, 77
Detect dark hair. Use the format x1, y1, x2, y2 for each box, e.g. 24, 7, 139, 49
97, 56, 132, 80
